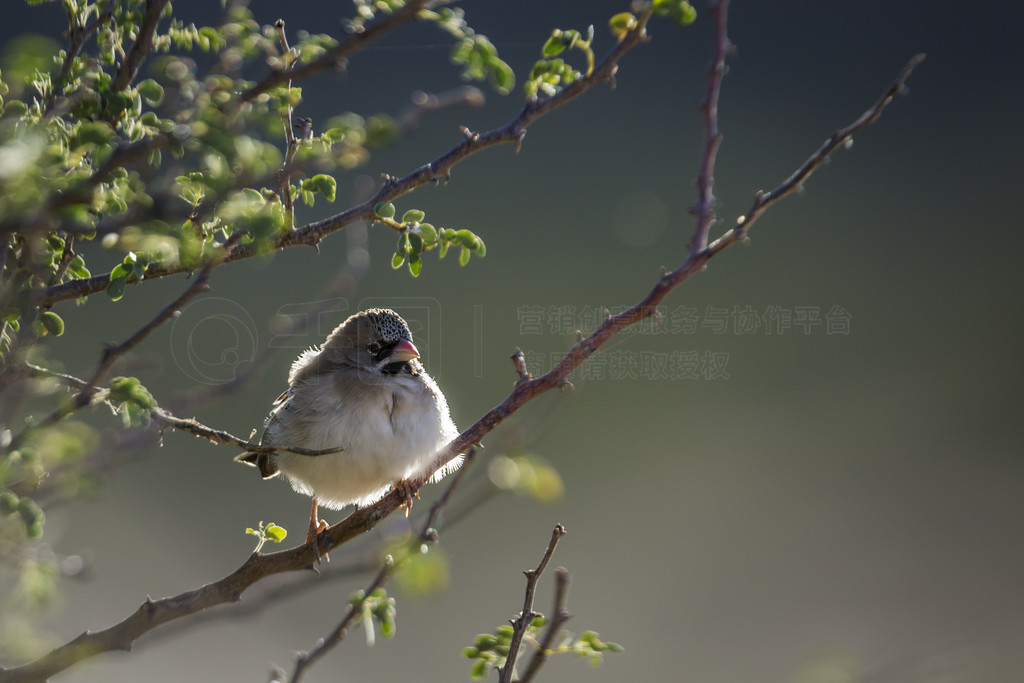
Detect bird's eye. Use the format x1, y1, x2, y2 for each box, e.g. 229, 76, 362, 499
367, 342, 381, 355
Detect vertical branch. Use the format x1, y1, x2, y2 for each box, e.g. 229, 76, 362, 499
274, 20, 298, 229
689, 0, 730, 253
497, 524, 567, 683
519, 567, 572, 683
112, 0, 172, 91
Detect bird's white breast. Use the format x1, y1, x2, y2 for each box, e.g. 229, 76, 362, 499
267, 370, 458, 509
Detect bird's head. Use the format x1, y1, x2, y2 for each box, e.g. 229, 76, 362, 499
327, 308, 421, 375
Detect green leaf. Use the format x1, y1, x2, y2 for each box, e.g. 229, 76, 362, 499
609, 12, 637, 38
652, 0, 674, 15
391, 251, 405, 269
459, 245, 471, 266
0, 491, 19, 515
39, 311, 64, 336
438, 240, 450, 259
455, 229, 478, 249
408, 232, 424, 255
374, 202, 396, 218
542, 34, 566, 58
401, 209, 425, 224
264, 523, 287, 543
672, 1, 697, 25
417, 222, 437, 242
408, 254, 421, 277
470, 659, 489, 679
311, 174, 337, 201
107, 276, 127, 301
490, 59, 515, 95
136, 78, 164, 106
473, 236, 486, 258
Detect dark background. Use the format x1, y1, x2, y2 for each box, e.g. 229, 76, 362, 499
3, 1, 1023, 681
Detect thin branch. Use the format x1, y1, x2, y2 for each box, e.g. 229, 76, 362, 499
240, 0, 444, 103
417, 53, 926, 490
274, 19, 299, 229
112, 0, 172, 91
520, 567, 572, 683
9, 236, 236, 449
689, 0, 729, 253
0, 49, 923, 683
18, 364, 343, 458
498, 524, 567, 683
34, 9, 658, 308
725, 53, 928, 241
59, 5, 114, 77
287, 449, 476, 683
7, 260, 217, 450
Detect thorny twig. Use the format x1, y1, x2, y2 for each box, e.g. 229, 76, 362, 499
498, 524, 567, 683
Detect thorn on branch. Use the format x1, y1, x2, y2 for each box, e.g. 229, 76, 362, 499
511, 349, 531, 382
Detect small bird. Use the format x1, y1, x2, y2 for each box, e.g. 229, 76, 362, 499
236, 308, 460, 546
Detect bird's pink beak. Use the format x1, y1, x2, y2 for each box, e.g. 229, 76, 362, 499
390, 339, 420, 363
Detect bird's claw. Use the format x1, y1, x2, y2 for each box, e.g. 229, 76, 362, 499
306, 498, 331, 563
395, 480, 421, 518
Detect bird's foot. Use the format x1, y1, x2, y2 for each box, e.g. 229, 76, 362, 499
394, 480, 421, 518
306, 498, 331, 563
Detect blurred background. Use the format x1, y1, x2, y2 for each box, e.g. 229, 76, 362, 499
3, 0, 1024, 681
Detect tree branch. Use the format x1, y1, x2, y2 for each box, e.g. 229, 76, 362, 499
498, 524, 566, 683
520, 566, 572, 683
240, 0, 443, 103
690, 0, 729, 253
34, 9, 658, 308
0, 42, 924, 683
112, 0, 171, 92
417, 52, 926, 489
18, 364, 343, 458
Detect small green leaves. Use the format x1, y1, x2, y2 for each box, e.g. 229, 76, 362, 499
527, 26, 594, 99
17, 497, 45, 540
0, 491, 18, 516
417, 222, 437, 242
385, 208, 485, 276
107, 376, 158, 426
106, 277, 126, 301
374, 202, 396, 219
609, 12, 638, 39
106, 252, 148, 301
447, 32, 515, 95
652, 0, 697, 25
464, 620, 622, 679
246, 521, 288, 554
408, 255, 422, 277
351, 587, 397, 647
136, 78, 165, 106
298, 174, 337, 205
38, 311, 64, 337
401, 209, 425, 224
